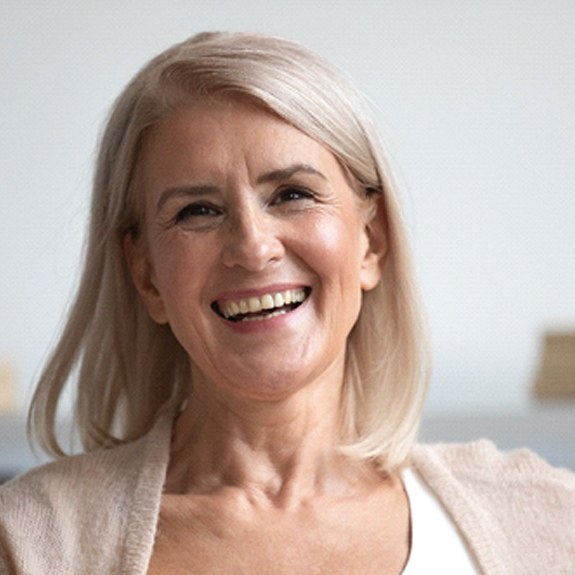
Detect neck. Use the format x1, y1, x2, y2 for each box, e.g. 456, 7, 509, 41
165, 376, 376, 506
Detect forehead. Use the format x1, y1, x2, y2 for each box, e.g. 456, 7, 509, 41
137, 100, 344, 185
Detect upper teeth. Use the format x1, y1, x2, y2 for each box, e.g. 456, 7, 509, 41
219, 288, 307, 319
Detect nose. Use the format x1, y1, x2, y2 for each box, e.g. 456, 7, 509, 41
221, 204, 285, 271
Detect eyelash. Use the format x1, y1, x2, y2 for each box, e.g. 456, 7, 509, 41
272, 186, 315, 205
174, 203, 222, 223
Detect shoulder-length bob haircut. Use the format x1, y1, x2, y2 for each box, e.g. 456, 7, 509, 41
29, 32, 429, 472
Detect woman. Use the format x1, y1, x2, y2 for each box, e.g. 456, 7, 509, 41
1, 32, 573, 574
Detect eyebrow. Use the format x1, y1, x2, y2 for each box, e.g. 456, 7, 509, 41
256, 163, 327, 185
155, 163, 326, 213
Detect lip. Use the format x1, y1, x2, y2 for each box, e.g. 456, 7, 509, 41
215, 292, 310, 334
211, 283, 312, 332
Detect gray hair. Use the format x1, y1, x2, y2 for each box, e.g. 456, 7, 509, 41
29, 32, 429, 472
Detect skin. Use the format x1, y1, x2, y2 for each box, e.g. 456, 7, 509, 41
125, 99, 409, 574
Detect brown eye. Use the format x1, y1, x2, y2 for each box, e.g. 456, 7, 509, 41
175, 203, 221, 223
273, 187, 314, 205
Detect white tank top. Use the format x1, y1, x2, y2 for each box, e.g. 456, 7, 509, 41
401, 468, 480, 574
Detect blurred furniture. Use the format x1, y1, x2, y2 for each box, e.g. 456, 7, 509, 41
533, 331, 575, 398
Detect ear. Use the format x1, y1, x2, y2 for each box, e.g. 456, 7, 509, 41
359, 196, 387, 291
123, 233, 169, 324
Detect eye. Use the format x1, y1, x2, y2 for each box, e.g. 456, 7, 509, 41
175, 202, 222, 223
272, 186, 315, 205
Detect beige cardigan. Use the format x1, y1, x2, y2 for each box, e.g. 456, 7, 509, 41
1, 412, 574, 575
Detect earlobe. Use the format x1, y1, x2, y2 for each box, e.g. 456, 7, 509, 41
123, 233, 169, 324
360, 197, 387, 291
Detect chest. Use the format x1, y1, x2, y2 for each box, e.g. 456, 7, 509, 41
147, 493, 410, 575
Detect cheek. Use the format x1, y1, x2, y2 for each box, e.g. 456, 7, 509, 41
302, 217, 365, 324
308, 216, 364, 277
149, 241, 203, 311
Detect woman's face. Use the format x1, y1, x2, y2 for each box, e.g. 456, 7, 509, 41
128, 100, 384, 402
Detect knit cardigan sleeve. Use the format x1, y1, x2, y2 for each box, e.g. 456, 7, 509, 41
0, 412, 172, 575
2, 423, 573, 574
411, 440, 575, 575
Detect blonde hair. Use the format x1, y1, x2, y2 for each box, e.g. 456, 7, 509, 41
29, 32, 429, 472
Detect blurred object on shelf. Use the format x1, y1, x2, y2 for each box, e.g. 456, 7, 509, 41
0, 359, 19, 413
533, 331, 575, 399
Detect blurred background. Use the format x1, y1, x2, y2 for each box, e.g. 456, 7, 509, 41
1, 1, 574, 478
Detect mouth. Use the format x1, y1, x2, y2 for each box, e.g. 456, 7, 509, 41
212, 287, 311, 323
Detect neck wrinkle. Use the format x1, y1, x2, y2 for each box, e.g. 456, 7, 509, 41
164, 382, 374, 505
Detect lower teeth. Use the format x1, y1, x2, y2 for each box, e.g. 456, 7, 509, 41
240, 309, 288, 322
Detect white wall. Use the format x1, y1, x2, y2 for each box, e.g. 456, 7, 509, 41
1, 1, 574, 415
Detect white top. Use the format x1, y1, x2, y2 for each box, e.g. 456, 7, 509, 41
402, 468, 480, 574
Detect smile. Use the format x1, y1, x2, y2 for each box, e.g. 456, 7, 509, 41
213, 288, 311, 322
